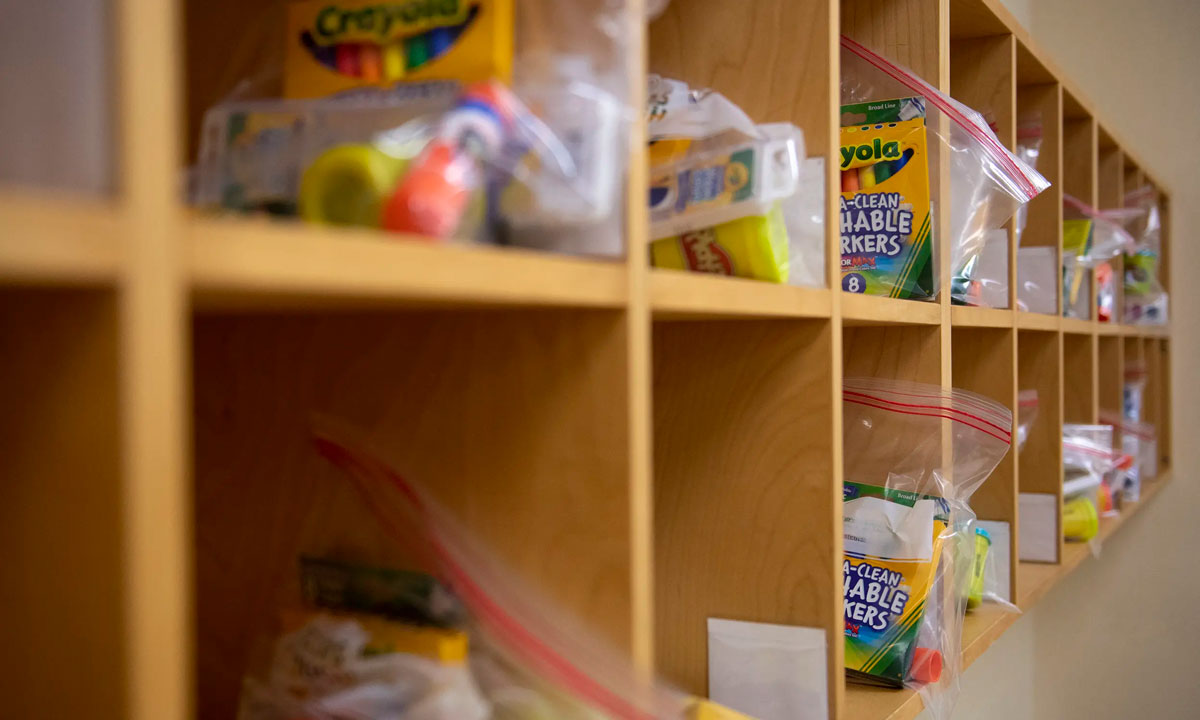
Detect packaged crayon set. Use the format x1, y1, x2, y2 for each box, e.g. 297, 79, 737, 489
842, 378, 1012, 719
284, 0, 514, 98
838, 98, 934, 299
843, 480, 947, 687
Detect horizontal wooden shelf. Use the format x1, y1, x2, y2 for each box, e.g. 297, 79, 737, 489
1016, 311, 1060, 331
1126, 324, 1169, 338
650, 270, 831, 320
951, 305, 1013, 328
845, 471, 1172, 720
188, 216, 629, 311
0, 190, 122, 286
842, 294, 941, 326
1097, 322, 1122, 336
1061, 317, 1094, 334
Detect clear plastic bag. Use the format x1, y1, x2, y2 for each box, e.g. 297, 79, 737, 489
840, 36, 1049, 304
1100, 409, 1156, 502
842, 378, 1012, 719
646, 75, 822, 286
1017, 390, 1038, 451
1062, 194, 1138, 267
1013, 114, 1042, 248
189, 0, 635, 258
1122, 185, 1168, 325
307, 419, 699, 719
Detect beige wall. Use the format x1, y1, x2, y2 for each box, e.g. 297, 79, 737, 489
933, 1, 1200, 718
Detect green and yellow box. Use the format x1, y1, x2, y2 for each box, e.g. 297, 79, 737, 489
285, 0, 513, 98
839, 110, 934, 299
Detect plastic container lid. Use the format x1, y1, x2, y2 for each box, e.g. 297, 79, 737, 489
909, 647, 943, 684
975, 526, 992, 545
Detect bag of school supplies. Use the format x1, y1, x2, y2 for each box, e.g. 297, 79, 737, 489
1122, 185, 1168, 325
646, 75, 823, 286
839, 36, 1049, 304
188, 0, 636, 258
842, 379, 1012, 720
306, 418, 718, 720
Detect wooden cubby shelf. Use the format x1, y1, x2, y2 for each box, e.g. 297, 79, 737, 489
0, 0, 1174, 719
0, 191, 122, 286
189, 216, 630, 311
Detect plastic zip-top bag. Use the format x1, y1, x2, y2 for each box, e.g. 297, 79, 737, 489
839, 36, 1049, 304
279, 419, 711, 720
842, 379, 1012, 720
646, 75, 821, 286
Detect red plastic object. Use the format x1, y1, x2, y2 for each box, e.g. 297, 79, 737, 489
910, 647, 943, 684
381, 139, 473, 239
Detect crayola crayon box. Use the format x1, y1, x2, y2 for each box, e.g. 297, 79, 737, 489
284, 0, 513, 98
843, 481, 946, 687
839, 99, 934, 299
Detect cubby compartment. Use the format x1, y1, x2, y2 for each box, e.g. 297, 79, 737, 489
1098, 334, 1123, 420
0, 288, 124, 718
1096, 128, 1123, 324
1062, 331, 1096, 424
952, 327, 1018, 598
652, 317, 840, 708
951, 8, 1016, 310
1017, 329, 1062, 568
1061, 95, 1096, 322
191, 307, 642, 720
1140, 337, 1163, 480
1015, 45, 1061, 316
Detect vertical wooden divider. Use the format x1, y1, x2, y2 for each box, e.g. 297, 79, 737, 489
117, 1, 192, 720
624, 0, 655, 677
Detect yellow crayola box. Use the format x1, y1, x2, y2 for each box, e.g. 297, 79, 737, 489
284, 0, 514, 98
843, 481, 945, 687
839, 116, 933, 299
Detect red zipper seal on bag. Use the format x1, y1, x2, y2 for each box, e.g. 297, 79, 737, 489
840, 35, 1043, 201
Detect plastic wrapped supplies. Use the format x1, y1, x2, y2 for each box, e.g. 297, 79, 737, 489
646, 75, 822, 286
842, 379, 1012, 720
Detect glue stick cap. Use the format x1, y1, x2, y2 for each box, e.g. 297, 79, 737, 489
910, 647, 943, 684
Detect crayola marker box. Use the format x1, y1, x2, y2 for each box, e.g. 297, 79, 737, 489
839, 99, 934, 299
285, 0, 514, 98
843, 481, 946, 687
